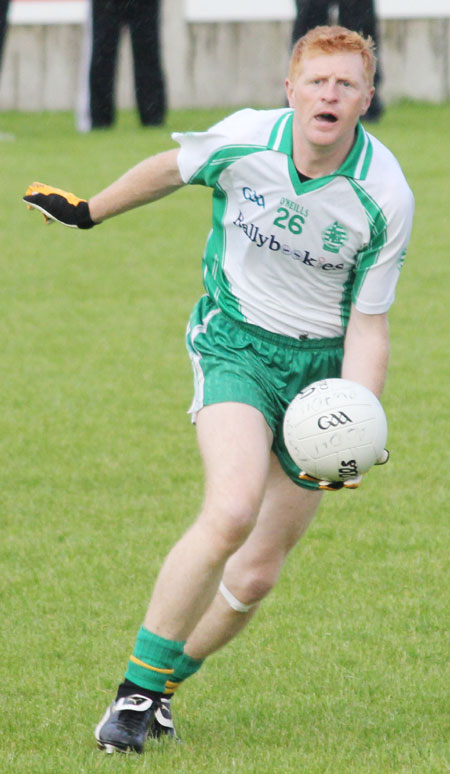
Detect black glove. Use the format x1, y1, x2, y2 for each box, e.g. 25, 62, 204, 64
23, 182, 96, 229
299, 449, 390, 491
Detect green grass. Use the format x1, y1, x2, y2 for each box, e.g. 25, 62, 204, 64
1, 102, 449, 773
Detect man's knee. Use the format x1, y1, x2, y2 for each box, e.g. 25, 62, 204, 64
240, 569, 278, 604
199, 497, 260, 559
222, 566, 279, 608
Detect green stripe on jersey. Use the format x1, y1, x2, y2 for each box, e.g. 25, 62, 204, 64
188, 144, 264, 187
202, 183, 245, 319
267, 111, 294, 151
348, 179, 388, 303
339, 123, 372, 179
339, 267, 356, 330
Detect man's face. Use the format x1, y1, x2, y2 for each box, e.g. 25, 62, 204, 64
286, 51, 374, 150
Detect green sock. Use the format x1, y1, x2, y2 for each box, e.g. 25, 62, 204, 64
167, 650, 205, 693
125, 626, 186, 693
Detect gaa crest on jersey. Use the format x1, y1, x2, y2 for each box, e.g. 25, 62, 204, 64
321, 221, 349, 253
242, 186, 265, 208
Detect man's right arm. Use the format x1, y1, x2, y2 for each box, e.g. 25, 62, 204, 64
89, 148, 184, 223
23, 148, 184, 228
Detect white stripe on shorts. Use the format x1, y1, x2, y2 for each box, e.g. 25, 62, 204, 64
186, 305, 221, 422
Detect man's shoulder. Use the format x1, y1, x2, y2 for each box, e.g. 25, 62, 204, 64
363, 130, 414, 208
365, 132, 410, 184
210, 107, 292, 147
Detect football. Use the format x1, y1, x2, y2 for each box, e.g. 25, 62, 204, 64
283, 378, 388, 482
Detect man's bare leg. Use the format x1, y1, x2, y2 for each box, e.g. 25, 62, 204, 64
143, 402, 273, 641
95, 402, 274, 751
96, 417, 319, 752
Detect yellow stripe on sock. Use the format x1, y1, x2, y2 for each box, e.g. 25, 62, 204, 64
129, 654, 175, 674
164, 680, 182, 694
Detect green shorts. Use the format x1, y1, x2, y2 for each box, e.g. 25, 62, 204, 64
186, 295, 344, 489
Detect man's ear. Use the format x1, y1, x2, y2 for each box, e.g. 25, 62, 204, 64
285, 78, 295, 108
361, 86, 376, 116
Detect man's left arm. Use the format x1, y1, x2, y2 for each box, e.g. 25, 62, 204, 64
341, 304, 390, 399
298, 305, 390, 491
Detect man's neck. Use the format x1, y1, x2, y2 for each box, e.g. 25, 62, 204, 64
292, 125, 357, 179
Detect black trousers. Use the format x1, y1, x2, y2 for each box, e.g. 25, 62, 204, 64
0, 0, 10, 65
89, 0, 166, 127
292, 0, 381, 88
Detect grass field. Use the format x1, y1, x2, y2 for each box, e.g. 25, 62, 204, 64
1, 101, 449, 773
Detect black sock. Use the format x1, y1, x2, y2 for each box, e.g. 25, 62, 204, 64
116, 678, 166, 702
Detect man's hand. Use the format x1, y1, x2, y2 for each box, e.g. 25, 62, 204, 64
23, 182, 96, 229
299, 449, 390, 491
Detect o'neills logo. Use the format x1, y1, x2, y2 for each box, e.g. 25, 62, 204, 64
232, 211, 345, 271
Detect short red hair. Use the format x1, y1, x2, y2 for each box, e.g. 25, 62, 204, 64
289, 25, 376, 87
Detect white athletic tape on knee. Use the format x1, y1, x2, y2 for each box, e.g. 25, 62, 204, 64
219, 581, 254, 613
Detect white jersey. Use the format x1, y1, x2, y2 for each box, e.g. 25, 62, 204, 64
173, 108, 414, 339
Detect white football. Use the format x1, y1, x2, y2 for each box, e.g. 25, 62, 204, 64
283, 378, 388, 482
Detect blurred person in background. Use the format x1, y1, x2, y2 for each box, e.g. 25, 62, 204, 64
77, 0, 166, 132
292, 0, 384, 121
0, 0, 11, 140
0, 0, 9, 65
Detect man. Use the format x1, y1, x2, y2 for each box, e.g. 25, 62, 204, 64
24, 26, 414, 754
